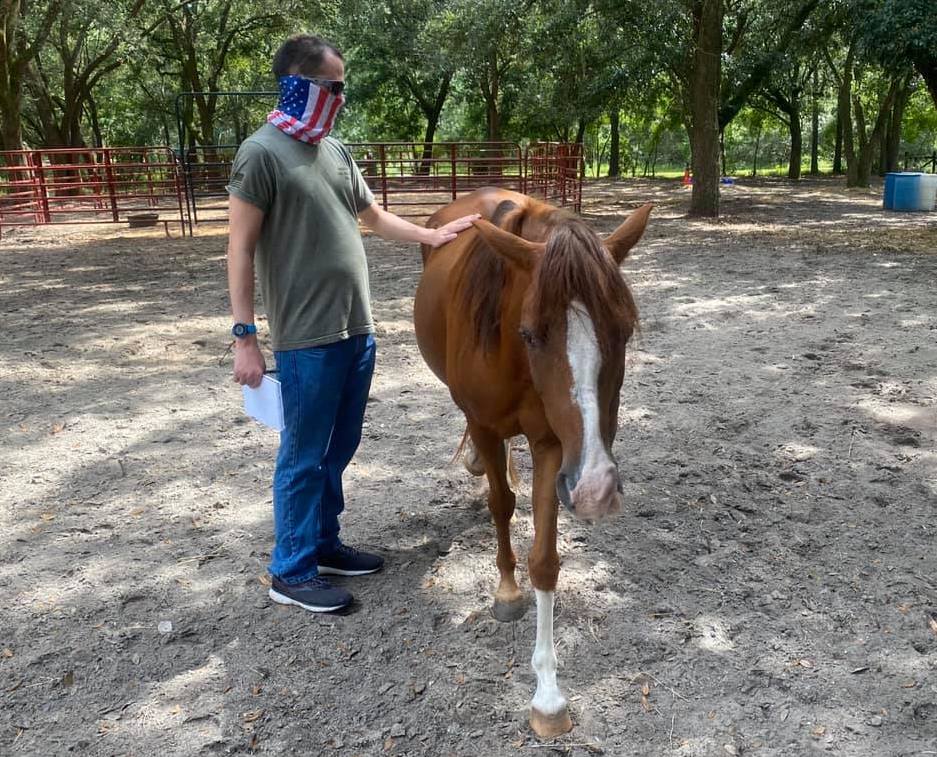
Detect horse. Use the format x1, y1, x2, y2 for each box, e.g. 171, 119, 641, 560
414, 187, 652, 738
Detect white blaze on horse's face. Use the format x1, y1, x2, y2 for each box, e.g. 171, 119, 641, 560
557, 300, 623, 521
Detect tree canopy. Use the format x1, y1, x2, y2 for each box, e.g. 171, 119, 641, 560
1, 0, 935, 215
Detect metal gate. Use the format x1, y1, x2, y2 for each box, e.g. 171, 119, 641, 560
174, 139, 582, 229
0, 147, 188, 237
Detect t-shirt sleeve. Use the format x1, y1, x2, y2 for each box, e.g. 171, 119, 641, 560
338, 143, 375, 213
226, 141, 275, 212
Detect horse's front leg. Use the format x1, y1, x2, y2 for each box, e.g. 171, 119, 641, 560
467, 422, 527, 621
527, 439, 572, 738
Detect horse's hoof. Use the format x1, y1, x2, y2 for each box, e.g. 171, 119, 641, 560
491, 596, 528, 622
530, 707, 573, 739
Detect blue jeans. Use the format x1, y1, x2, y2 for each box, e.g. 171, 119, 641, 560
271, 333, 376, 584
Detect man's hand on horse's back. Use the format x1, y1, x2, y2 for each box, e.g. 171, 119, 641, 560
428, 213, 481, 248
233, 338, 266, 388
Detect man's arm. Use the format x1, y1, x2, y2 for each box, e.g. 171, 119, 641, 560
227, 194, 267, 388
358, 202, 479, 248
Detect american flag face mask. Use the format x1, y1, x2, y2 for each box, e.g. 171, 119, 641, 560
267, 75, 345, 144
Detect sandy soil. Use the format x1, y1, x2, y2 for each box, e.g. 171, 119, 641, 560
1, 178, 936, 756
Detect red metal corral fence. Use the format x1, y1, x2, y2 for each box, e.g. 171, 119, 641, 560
0, 142, 582, 237
526, 142, 584, 211
0, 147, 189, 238
179, 141, 583, 228
346, 142, 525, 217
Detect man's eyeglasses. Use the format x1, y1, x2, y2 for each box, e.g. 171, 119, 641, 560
303, 77, 345, 96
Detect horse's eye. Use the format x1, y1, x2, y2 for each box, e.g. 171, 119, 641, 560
519, 327, 538, 348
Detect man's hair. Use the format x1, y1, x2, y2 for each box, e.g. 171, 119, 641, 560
272, 34, 343, 78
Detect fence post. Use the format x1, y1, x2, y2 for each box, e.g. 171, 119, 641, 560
102, 150, 119, 222
31, 152, 51, 223
379, 144, 388, 211
560, 144, 568, 208
450, 144, 458, 201
522, 146, 527, 195
168, 149, 189, 237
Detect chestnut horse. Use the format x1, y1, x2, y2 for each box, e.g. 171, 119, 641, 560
414, 187, 651, 738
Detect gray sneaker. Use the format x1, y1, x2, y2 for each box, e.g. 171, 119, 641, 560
268, 575, 352, 613
317, 544, 385, 576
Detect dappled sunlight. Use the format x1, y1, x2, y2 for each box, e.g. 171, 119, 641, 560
4, 181, 937, 755
857, 398, 936, 433
672, 293, 771, 317
110, 653, 227, 743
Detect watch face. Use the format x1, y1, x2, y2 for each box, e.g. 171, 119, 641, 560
233, 323, 246, 337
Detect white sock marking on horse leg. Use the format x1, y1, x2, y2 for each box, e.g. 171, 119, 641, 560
531, 589, 566, 715
566, 301, 608, 473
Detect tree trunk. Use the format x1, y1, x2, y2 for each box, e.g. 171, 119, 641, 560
882, 76, 911, 174
88, 94, 104, 148
418, 123, 438, 178
840, 45, 857, 185
0, 104, 22, 152
833, 104, 844, 174
809, 73, 820, 175
608, 109, 620, 178
913, 55, 937, 110
851, 77, 899, 187
752, 126, 761, 176
575, 118, 587, 146
720, 130, 726, 176
417, 75, 451, 175
481, 52, 501, 142
688, 0, 723, 217
788, 106, 802, 179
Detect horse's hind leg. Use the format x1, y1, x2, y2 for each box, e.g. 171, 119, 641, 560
462, 431, 515, 481
468, 422, 528, 622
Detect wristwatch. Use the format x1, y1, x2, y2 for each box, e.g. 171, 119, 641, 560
231, 322, 257, 338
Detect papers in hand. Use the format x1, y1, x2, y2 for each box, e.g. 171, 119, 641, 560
242, 374, 284, 431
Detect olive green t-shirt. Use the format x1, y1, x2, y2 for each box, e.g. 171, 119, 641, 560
226, 124, 375, 351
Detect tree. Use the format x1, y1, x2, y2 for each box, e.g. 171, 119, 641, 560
337, 0, 456, 171
146, 0, 290, 149
448, 0, 532, 141
687, 0, 722, 216
860, 0, 937, 110
0, 0, 59, 150
23, 0, 145, 149
762, 61, 813, 179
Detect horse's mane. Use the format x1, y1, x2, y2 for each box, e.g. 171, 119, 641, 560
456, 198, 638, 355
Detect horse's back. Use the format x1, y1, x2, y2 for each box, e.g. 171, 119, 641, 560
428, 187, 529, 229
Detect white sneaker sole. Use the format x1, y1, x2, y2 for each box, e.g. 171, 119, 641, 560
316, 566, 382, 576
268, 588, 348, 613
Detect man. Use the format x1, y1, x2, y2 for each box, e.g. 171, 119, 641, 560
226, 34, 477, 614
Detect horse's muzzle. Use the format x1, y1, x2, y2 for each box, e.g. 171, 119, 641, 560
557, 464, 622, 521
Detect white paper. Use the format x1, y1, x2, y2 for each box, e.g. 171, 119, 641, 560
242, 374, 285, 431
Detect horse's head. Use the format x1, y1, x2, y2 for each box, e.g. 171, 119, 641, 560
474, 205, 652, 522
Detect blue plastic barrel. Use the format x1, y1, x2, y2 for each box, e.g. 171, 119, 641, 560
883, 173, 900, 209
893, 172, 923, 212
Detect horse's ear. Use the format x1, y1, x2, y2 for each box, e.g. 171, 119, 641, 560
472, 219, 544, 272
604, 203, 653, 264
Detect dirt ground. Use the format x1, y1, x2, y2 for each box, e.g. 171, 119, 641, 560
1, 178, 936, 757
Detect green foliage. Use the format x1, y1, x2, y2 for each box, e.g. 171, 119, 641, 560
6, 0, 936, 174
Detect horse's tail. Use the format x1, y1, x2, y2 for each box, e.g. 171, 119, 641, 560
452, 427, 478, 472
454, 428, 519, 486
